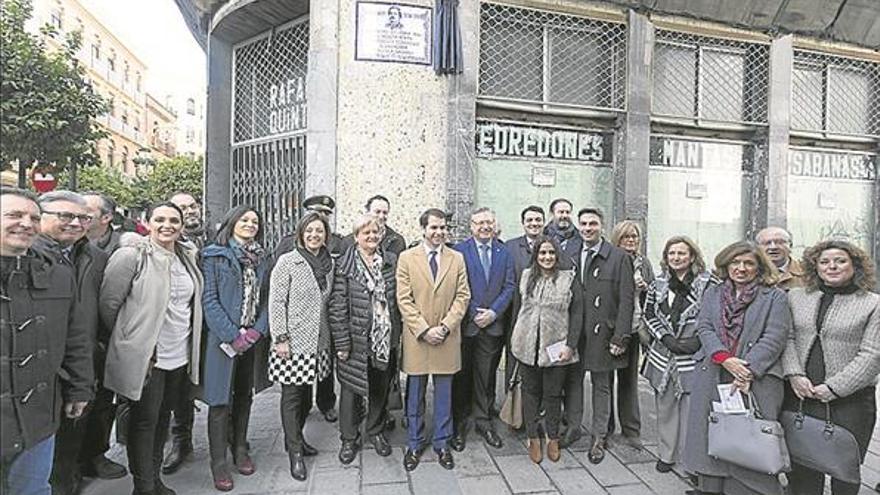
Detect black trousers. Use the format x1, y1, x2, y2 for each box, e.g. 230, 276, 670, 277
50, 385, 115, 491
339, 360, 394, 441
280, 383, 312, 453
208, 349, 256, 464
453, 332, 504, 432
168, 391, 195, 448
520, 362, 568, 439
561, 357, 586, 435
127, 366, 188, 492
316, 356, 337, 413
607, 338, 641, 438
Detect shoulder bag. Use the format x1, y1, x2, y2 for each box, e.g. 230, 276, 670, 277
499, 361, 522, 429
780, 400, 861, 484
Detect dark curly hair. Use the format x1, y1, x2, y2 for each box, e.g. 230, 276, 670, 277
801, 240, 876, 292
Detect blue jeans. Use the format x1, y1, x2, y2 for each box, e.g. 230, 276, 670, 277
406, 374, 453, 451
3, 435, 55, 495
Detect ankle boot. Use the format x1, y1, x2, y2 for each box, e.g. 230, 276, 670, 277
208, 407, 233, 490
527, 438, 543, 464
547, 439, 561, 462
210, 460, 233, 492
289, 450, 307, 481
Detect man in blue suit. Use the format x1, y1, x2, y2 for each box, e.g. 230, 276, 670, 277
451, 207, 516, 451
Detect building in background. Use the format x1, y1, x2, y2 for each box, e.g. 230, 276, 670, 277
145, 94, 177, 164
175, 0, 880, 264
168, 93, 206, 158
29, 0, 181, 175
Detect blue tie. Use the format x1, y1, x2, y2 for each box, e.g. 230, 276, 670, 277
479, 244, 491, 283
429, 251, 438, 280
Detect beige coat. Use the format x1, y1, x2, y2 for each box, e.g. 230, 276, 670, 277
100, 234, 204, 401
396, 245, 470, 374
776, 258, 806, 291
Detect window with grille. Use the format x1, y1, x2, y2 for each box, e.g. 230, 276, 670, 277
792, 51, 880, 137
653, 30, 769, 125
231, 18, 310, 250
479, 3, 627, 111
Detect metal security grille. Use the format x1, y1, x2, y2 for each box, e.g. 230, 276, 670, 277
479, 3, 627, 111
232, 20, 309, 144
792, 50, 880, 137
231, 18, 310, 250
653, 30, 769, 125
231, 136, 306, 252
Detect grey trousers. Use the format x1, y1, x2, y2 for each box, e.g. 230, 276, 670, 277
589, 371, 613, 440
654, 387, 690, 464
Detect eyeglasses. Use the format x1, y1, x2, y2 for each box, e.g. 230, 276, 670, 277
42, 210, 93, 224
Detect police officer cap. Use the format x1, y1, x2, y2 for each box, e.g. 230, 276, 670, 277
303, 195, 335, 213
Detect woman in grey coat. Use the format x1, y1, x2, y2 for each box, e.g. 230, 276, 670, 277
682, 241, 791, 495
268, 212, 334, 482
783, 240, 879, 495
641, 236, 716, 474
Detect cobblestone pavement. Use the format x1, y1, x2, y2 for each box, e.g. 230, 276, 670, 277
81, 375, 880, 495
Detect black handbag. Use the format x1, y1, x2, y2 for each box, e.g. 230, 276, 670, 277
780, 400, 861, 484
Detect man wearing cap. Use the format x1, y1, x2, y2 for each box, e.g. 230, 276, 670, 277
266, 194, 342, 422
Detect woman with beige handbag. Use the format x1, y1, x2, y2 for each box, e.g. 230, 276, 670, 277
509, 236, 582, 464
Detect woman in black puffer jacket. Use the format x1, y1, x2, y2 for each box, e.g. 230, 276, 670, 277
329, 214, 401, 465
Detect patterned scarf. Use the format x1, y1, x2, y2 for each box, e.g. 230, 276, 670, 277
356, 251, 391, 368
719, 278, 759, 352
232, 240, 265, 327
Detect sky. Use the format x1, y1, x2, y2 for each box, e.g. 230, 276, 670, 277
78, 0, 206, 106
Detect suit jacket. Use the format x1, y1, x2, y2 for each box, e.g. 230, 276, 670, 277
568, 237, 636, 372
396, 245, 471, 374
454, 238, 516, 338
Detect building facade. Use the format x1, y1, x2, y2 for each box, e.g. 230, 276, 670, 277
145, 94, 177, 164
181, 0, 880, 262
30, 0, 178, 175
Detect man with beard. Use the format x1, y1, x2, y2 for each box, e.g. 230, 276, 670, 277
1, 188, 93, 494
755, 226, 805, 291
34, 192, 125, 494
543, 198, 577, 251
161, 191, 211, 475
82, 192, 121, 254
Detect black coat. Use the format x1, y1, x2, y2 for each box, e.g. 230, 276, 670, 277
328, 246, 401, 397
565, 238, 636, 372
1, 249, 94, 461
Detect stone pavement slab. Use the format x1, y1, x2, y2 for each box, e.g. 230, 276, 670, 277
76, 376, 880, 495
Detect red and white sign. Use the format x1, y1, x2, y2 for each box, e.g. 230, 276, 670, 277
31, 170, 57, 193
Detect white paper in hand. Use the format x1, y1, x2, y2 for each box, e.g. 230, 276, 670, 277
717, 384, 747, 413
546, 341, 568, 363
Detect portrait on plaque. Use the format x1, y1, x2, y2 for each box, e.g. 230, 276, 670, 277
355, 2, 433, 65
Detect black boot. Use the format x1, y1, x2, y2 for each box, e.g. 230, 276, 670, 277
208, 407, 234, 490
289, 449, 307, 481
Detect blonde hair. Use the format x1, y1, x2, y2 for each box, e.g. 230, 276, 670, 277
802, 240, 876, 292
713, 241, 780, 286
350, 214, 380, 237
610, 220, 642, 252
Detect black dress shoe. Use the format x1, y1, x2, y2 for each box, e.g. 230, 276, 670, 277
435, 448, 454, 470
322, 408, 338, 423
338, 439, 360, 465
478, 428, 503, 449
289, 451, 307, 481
302, 440, 318, 457
384, 416, 396, 432
369, 434, 392, 457
449, 433, 466, 452
655, 460, 674, 473
161, 443, 193, 475
403, 448, 422, 472
85, 454, 128, 479
587, 438, 606, 464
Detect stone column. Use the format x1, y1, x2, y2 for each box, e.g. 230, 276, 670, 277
204, 36, 233, 228
305, 0, 340, 199
765, 34, 793, 229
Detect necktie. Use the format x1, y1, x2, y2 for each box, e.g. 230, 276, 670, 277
479, 244, 491, 283
581, 249, 594, 284
429, 250, 438, 280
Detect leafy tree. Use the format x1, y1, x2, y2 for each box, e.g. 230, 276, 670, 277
0, 0, 109, 185
58, 164, 136, 208
143, 155, 203, 203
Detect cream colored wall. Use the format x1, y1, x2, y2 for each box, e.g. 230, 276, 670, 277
332, 0, 449, 242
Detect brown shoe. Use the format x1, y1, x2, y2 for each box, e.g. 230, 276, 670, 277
547, 439, 561, 462
527, 438, 543, 464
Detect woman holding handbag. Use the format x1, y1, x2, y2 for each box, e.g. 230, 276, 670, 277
329, 214, 401, 464
200, 205, 270, 491
682, 241, 791, 495
641, 236, 716, 474
268, 212, 334, 482
509, 236, 582, 464
782, 240, 879, 495
100, 202, 203, 495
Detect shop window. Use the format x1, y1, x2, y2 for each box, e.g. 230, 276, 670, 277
792, 51, 879, 137
652, 30, 768, 125
479, 3, 626, 111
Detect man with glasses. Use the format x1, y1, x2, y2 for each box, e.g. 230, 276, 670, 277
1, 188, 93, 494
756, 227, 805, 291
34, 191, 124, 494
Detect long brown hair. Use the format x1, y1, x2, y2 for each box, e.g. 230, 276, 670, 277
660, 235, 706, 276
801, 240, 876, 292
713, 241, 780, 286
